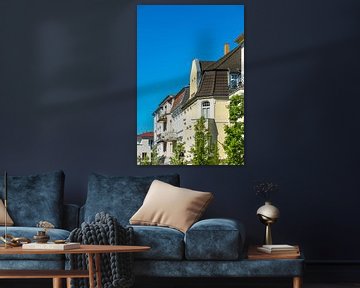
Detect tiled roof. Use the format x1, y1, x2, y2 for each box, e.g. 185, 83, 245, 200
153, 94, 174, 115
196, 70, 229, 97
234, 33, 244, 45
171, 86, 190, 112
137, 132, 154, 139
205, 45, 241, 73
199, 61, 215, 71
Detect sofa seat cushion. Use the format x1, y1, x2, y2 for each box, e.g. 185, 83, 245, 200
0, 170, 65, 227
84, 174, 180, 226
0, 227, 70, 261
0, 260, 64, 270
184, 218, 245, 260
130, 225, 184, 260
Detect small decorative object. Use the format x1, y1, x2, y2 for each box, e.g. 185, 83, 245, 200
34, 220, 55, 243
1, 171, 9, 248
0, 234, 31, 247
33, 231, 50, 243
254, 181, 280, 245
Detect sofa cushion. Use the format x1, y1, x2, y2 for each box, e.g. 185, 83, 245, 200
0, 171, 65, 227
130, 225, 184, 260
0, 199, 14, 226
130, 180, 213, 233
0, 227, 70, 261
84, 173, 180, 225
184, 218, 245, 260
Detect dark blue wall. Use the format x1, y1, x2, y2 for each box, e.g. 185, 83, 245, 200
0, 0, 359, 262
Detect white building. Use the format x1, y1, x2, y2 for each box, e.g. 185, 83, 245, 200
153, 95, 176, 164
136, 132, 154, 164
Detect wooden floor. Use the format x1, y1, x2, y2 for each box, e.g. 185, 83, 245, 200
1, 279, 360, 288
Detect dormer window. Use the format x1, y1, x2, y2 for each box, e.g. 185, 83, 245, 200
229, 73, 240, 89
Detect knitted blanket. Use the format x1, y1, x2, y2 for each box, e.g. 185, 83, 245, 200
68, 212, 134, 288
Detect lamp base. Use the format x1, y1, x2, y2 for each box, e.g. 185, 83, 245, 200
265, 223, 272, 245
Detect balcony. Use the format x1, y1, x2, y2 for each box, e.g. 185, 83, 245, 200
157, 112, 167, 122
158, 131, 177, 142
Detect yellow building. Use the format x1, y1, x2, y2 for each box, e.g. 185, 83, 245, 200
153, 34, 244, 164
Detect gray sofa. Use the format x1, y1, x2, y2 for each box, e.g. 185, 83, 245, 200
81, 173, 304, 282
0, 170, 78, 270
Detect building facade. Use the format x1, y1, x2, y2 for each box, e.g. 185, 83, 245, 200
136, 132, 154, 164
151, 34, 244, 164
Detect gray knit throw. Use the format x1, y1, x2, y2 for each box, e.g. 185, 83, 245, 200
68, 212, 134, 288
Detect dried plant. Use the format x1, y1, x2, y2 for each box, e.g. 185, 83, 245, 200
254, 181, 279, 201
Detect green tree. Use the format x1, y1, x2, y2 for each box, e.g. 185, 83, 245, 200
150, 146, 160, 165
137, 154, 151, 165
170, 141, 187, 165
190, 117, 219, 165
224, 94, 245, 165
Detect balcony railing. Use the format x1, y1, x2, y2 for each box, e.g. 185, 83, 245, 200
156, 131, 177, 142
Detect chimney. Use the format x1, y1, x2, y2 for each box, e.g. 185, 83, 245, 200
224, 43, 230, 55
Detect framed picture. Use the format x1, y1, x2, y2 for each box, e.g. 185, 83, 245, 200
137, 4, 244, 165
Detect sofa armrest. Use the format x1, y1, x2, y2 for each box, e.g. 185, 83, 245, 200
63, 204, 80, 231
184, 218, 245, 260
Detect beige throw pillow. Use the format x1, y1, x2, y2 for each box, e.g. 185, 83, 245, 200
0, 199, 14, 226
130, 180, 213, 233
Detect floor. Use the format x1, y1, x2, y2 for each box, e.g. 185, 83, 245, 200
1, 280, 360, 288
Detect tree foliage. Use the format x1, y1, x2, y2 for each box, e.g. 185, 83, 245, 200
170, 141, 187, 165
224, 94, 245, 165
190, 117, 219, 165
137, 154, 151, 165
150, 146, 160, 165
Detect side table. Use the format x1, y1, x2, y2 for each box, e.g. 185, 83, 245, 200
247, 245, 304, 288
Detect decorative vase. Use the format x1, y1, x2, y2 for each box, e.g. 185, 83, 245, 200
33, 231, 50, 243
256, 201, 280, 245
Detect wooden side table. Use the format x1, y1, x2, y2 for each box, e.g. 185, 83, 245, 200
0, 244, 150, 288
247, 245, 303, 288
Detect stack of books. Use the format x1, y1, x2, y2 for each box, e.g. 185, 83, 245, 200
257, 244, 299, 255
248, 244, 300, 260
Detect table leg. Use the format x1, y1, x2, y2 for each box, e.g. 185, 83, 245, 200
66, 277, 72, 288
95, 253, 102, 288
88, 253, 95, 288
293, 276, 302, 288
52, 278, 62, 288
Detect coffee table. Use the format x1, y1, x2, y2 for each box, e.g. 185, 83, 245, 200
0, 244, 150, 288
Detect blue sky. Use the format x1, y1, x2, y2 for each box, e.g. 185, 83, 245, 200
137, 5, 244, 134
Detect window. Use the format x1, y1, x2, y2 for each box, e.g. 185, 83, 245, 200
149, 139, 153, 148
142, 153, 147, 160
163, 142, 167, 152
163, 122, 167, 131
229, 73, 240, 89
201, 101, 210, 118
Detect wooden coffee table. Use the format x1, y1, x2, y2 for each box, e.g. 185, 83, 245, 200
0, 244, 150, 288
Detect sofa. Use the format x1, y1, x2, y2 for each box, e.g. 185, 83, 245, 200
80, 173, 304, 282
0, 171, 304, 287
0, 170, 79, 270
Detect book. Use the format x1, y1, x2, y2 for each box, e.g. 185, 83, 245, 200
22, 242, 80, 250
248, 245, 301, 260
257, 244, 299, 254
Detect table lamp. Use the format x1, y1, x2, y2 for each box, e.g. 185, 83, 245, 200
256, 201, 280, 245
